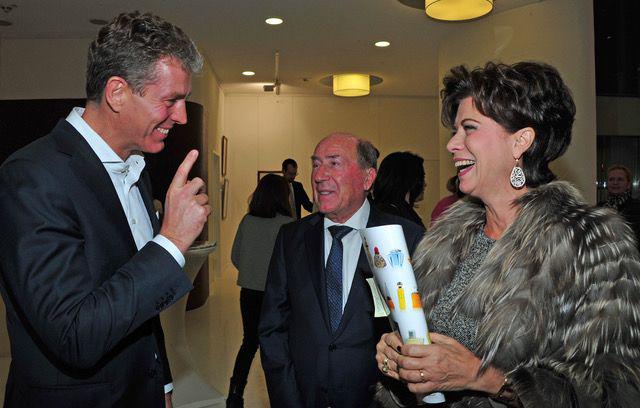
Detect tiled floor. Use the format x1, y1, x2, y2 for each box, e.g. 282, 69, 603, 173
185, 272, 270, 408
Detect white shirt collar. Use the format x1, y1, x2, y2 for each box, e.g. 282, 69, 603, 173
66, 107, 145, 181
323, 199, 370, 231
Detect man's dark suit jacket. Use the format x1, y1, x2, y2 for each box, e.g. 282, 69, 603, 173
259, 206, 424, 407
291, 180, 313, 219
619, 198, 640, 248
0, 120, 193, 407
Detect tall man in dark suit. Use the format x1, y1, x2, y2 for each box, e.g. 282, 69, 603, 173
0, 12, 210, 408
283, 158, 314, 219
260, 134, 424, 407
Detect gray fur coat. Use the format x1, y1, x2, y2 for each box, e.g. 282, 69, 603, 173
378, 181, 640, 407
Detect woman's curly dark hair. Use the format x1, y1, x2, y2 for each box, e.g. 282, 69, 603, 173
249, 174, 292, 218
441, 61, 576, 187
373, 151, 425, 207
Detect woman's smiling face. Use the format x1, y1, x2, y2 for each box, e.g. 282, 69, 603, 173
446, 97, 518, 202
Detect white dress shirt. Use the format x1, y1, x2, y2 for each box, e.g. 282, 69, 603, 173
66, 107, 182, 393
323, 199, 370, 310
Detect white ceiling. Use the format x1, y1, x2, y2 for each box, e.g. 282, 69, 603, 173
0, 0, 543, 96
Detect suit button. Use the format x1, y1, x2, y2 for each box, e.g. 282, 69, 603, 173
328, 344, 336, 351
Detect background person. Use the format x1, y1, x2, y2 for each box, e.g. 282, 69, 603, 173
282, 158, 314, 219
226, 174, 294, 407
430, 175, 464, 225
372, 151, 426, 228
599, 164, 640, 246
260, 133, 424, 407
0, 11, 208, 408
376, 61, 640, 407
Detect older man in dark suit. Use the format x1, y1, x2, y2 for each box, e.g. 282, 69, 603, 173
0, 12, 210, 408
259, 133, 424, 407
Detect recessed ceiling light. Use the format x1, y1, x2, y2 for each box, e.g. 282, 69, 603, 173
242, 71, 256, 76
0, 20, 12, 26
89, 19, 109, 25
374, 41, 391, 48
265, 17, 283, 25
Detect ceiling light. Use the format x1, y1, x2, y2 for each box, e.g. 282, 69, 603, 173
425, 0, 493, 21
242, 71, 256, 76
265, 17, 283, 25
333, 74, 370, 97
374, 41, 391, 48
320, 75, 383, 96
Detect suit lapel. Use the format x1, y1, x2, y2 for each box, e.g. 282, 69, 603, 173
304, 216, 332, 333
54, 120, 137, 252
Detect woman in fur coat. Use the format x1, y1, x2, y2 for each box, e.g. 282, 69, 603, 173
375, 61, 640, 407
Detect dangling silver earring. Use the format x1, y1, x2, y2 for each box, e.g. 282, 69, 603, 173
510, 158, 526, 189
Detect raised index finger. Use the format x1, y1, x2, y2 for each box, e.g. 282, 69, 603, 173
170, 150, 199, 189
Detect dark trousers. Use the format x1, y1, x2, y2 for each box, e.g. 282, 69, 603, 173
230, 288, 264, 390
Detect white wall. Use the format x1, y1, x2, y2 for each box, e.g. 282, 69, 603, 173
437, 0, 597, 203
220, 94, 438, 274
0, 38, 90, 99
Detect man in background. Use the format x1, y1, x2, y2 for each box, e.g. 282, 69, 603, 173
261, 134, 424, 407
0, 11, 209, 407
283, 158, 314, 219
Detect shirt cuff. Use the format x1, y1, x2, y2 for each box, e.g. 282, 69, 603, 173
153, 235, 186, 268
164, 382, 174, 394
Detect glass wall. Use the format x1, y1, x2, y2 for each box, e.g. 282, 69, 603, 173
595, 0, 640, 202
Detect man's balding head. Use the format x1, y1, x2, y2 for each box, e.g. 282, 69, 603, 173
311, 133, 377, 223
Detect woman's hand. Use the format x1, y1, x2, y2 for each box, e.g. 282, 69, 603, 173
397, 333, 505, 395
376, 331, 404, 380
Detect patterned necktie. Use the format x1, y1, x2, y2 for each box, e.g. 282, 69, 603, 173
326, 225, 353, 333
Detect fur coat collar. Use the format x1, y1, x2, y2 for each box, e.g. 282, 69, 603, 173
406, 181, 640, 406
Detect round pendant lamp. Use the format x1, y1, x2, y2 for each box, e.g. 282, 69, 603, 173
425, 0, 493, 21
333, 74, 370, 97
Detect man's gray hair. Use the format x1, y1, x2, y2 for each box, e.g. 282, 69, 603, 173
86, 11, 203, 102
357, 139, 379, 170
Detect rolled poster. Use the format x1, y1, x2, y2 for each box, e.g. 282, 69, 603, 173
361, 224, 445, 404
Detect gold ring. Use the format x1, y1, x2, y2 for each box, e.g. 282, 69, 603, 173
419, 369, 426, 383
382, 357, 390, 374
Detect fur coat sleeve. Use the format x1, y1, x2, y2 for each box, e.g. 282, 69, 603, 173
377, 182, 640, 408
